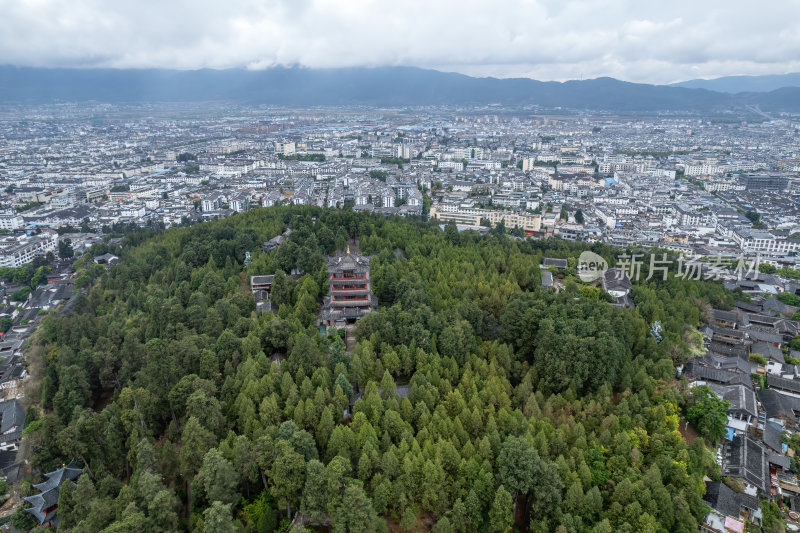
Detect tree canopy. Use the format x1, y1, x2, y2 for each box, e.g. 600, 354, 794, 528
21, 205, 728, 532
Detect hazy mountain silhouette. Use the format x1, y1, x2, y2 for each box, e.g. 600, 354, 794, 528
1, 65, 799, 112
672, 72, 800, 93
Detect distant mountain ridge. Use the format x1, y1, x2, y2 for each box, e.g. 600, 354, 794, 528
1, 65, 799, 112
672, 72, 800, 94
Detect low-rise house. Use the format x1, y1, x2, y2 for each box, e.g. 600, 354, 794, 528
683, 359, 752, 388
711, 326, 746, 346
93, 253, 119, 266
758, 389, 800, 429
0, 400, 25, 451
722, 434, 769, 494
701, 481, 760, 533
712, 309, 739, 329
542, 257, 569, 269
707, 383, 758, 434
752, 342, 784, 364
749, 329, 783, 347
262, 235, 284, 251
766, 374, 800, 397
250, 275, 274, 294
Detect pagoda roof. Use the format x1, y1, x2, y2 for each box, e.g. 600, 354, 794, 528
24, 460, 82, 524
328, 250, 371, 273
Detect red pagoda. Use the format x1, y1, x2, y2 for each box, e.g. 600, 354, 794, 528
319, 247, 377, 328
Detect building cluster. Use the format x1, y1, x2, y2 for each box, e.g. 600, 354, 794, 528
680, 293, 800, 532
0, 107, 796, 273
0, 105, 799, 528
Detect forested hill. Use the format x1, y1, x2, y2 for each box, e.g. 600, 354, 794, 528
20, 206, 735, 532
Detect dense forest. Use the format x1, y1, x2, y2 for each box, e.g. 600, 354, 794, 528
18, 206, 738, 532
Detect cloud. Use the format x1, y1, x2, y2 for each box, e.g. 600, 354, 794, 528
0, 0, 798, 83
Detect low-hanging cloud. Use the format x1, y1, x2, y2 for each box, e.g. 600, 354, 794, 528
1, 0, 798, 83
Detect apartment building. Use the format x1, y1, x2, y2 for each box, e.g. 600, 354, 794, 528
429, 204, 541, 232
0, 230, 58, 268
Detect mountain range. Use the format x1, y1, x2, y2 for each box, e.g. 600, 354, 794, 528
672, 72, 800, 93
1, 65, 799, 113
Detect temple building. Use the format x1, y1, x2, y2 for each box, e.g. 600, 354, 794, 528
24, 460, 82, 526
319, 248, 377, 328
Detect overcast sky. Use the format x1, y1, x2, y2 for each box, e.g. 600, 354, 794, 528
1, 0, 798, 84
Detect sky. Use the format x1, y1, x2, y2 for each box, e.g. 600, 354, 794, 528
1, 0, 799, 84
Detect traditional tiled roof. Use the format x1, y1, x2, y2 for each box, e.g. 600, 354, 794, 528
722, 435, 769, 493
0, 400, 25, 435
757, 389, 800, 424
752, 343, 784, 363
762, 421, 784, 454
749, 329, 783, 344
328, 251, 371, 273
24, 460, 82, 525
712, 309, 739, 325
707, 383, 757, 419
601, 268, 632, 293
704, 481, 759, 518
684, 359, 752, 388
542, 257, 568, 269
767, 374, 800, 394
735, 300, 762, 314
708, 343, 748, 360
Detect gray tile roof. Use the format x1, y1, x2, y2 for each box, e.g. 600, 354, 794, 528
713, 309, 739, 325
762, 421, 784, 454
0, 400, 25, 435
758, 389, 800, 424
704, 481, 759, 518
722, 434, 769, 493
707, 384, 758, 419
767, 374, 800, 394
752, 342, 784, 363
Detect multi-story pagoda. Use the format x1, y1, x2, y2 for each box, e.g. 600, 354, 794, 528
24, 460, 82, 526
319, 247, 377, 328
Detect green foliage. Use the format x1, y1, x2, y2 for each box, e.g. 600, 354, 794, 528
17, 201, 43, 212
761, 499, 786, 533
198, 448, 240, 505
778, 292, 800, 307
10, 508, 36, 530
242, 493, 278, 533
758, 263, 777, 274
11, 286, 30, 302
0, 258, 51, 290
369, 170, 388, 182
203, 501, 238, 533
488, 485, 513, 532
686, 385, 730, 442
379, 156, 408, 165
59, 238, 75, 259
23, 206, 730, 532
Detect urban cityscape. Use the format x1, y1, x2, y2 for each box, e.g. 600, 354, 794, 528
0, 102, 799, 531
